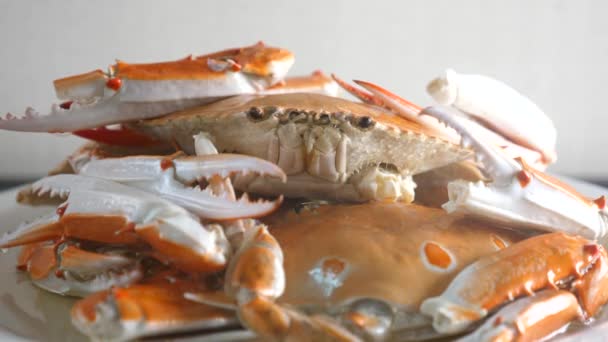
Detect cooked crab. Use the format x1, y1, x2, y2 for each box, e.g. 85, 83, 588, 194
128, 93, 471, 203
69, 202, 608, 341
2, 39, 607, 342
63, 202, 499, 340
262, 203, 608, 341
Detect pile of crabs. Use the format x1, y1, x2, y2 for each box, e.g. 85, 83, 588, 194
2, 41, 608, 341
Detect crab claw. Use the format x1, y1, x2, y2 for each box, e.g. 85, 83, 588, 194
1, 42, 294, 133
427, 69, 557, 163
1, 175, 231, 273
224, 224, 285, 302
73, 153, 286, 220
71, 279, 238, 342
420, 233, 608, 334
422, 105, 608, 239
18, 242, 143, 297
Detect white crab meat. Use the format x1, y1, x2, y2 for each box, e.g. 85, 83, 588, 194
134, 93, 471, 203
422, 105, 608, 239
427, 69, 557, 164
1, 175, 231, 273
72, 152, 286, 220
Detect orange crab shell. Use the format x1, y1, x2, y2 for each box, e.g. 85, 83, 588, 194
262, 202, 526, 309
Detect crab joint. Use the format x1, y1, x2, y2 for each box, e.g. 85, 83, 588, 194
516, 169, 532, 188
105, 77, 122, 91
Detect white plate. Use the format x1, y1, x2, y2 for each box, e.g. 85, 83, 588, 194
0, 177, 607, 342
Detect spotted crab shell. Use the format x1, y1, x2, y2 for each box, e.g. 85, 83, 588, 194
263, 202, 525, 310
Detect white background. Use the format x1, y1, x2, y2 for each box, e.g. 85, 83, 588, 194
0, 0, 606, 180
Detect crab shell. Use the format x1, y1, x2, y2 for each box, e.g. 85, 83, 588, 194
131, 93, 471, 202
261, 201, 526, 340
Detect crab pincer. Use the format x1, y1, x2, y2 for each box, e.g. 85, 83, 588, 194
0, 42, 294, 133
1, 175, 231, 273
426, 69, 557, 164
420, 232, 608, 334
73, 152, 287, 220
421, 105, 608, 240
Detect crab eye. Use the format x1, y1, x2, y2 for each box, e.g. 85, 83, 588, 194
285, 109, 308, 123
356, 116, 375, 130
287, 109, 302, 120
314, 112, 331, 125
247, 107, 269, 122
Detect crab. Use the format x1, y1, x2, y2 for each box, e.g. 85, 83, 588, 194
2, 40, 608, 341
128, 93, 471, 203
67, 202, 608, 341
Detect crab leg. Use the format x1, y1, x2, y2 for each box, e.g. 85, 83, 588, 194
1, 175, 231, 273
74, 153, 286, 220
18, 242, 143, 297
457, 290, 582, 342
71, 279, 238, 342
420, 232, 608, 334
330, 74, 385, 107
422, 105, 608, 239
187, 224, 359, 341
1, 42, 294, 133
